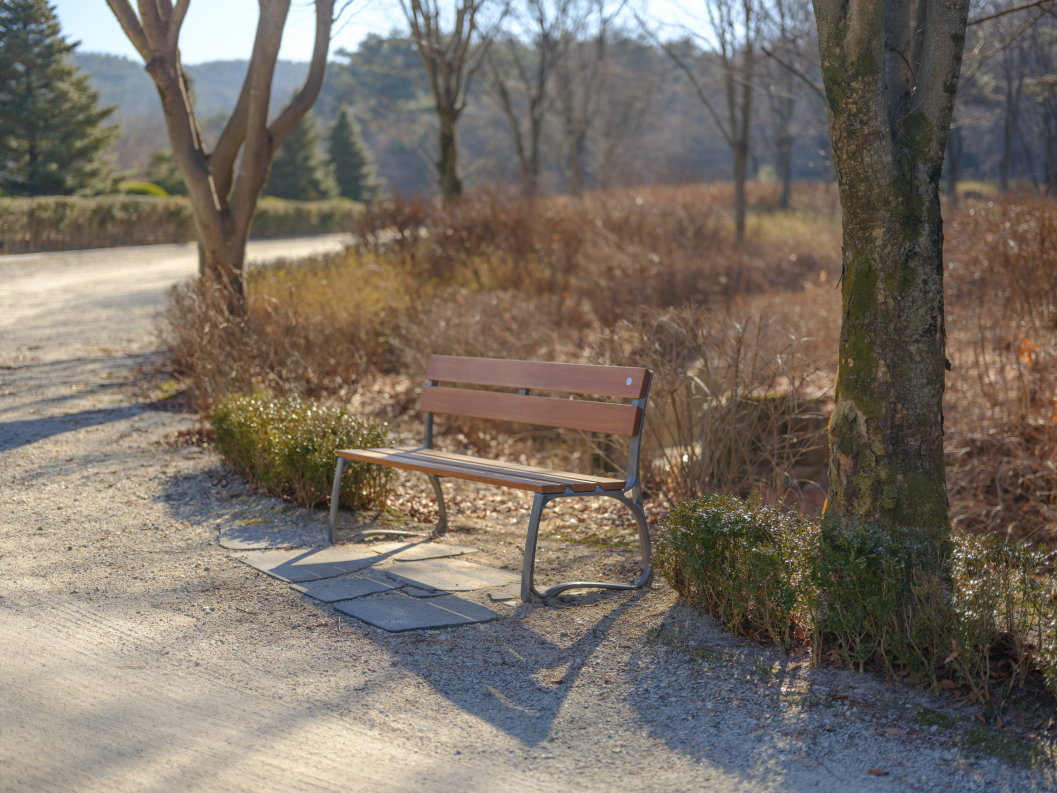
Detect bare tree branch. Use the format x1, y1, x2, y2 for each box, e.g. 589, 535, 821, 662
104, 0, 150, 60
762, 45, 825, 101
968, 0, 1055, 26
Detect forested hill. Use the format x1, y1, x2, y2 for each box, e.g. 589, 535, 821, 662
70, 53, 310, 120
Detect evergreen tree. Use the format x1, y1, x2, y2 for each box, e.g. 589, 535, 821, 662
328, 106, 380, 202
263, 109, 338, 201
0, 0, 119, 196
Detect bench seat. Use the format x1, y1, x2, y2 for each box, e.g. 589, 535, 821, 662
337, 447, 627, 494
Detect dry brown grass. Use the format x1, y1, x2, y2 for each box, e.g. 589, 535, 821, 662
944, 195, 1057, 548
162, 183, 1057, 546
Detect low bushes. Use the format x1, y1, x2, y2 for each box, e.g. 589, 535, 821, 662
211, 393, 394, 510
656, 493, 816, 649
0, 195, 362, 254
656, 495, 1057, 700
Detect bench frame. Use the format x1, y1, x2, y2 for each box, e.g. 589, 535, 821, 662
328, 357, 654, 603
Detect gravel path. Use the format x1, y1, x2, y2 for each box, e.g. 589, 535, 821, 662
1, 241, 1054, 792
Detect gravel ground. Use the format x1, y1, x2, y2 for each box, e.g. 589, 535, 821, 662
1, 243, 1055, 792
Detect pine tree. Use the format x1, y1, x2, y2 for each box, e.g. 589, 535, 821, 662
328, 106, 380, 203
263, 109, 338, 201
0, 0, 119, 196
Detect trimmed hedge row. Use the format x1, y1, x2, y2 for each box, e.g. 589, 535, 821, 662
0, 195, 362, 254
211, 393, 393, 511
656, 495, 1057, 699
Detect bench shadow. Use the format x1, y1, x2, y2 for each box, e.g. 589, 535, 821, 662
0, 406, 143, 452
345, 591, 646, 748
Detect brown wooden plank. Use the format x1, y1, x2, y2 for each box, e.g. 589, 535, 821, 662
338, 448, 567, 493
419, 387, 642, 436
409, 451, 620, 492
415, 449, 626, 490
337, 448, 629, 493
426, 355, 650, 399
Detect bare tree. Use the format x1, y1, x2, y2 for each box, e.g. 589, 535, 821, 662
813, 0, 971, 536
401, 0, 495, 201
105, 0, 338, 308
553, 0, 623, 197
486, 0, 567, 197
652, 0, 763, 242
761, 0, 817, 208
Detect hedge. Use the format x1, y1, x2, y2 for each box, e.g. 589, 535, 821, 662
0, 195, 363, 254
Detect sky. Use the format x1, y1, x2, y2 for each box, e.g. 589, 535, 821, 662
53, 1, 690, 65
52, 1, 403, 64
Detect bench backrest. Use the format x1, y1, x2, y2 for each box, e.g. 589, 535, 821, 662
420, 355, 651, 437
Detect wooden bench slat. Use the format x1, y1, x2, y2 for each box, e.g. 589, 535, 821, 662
338, 448, 577, 493
415, 449, 625, 488
426, 355, 650, 399
420, 387, 642, 437
410, 450, 623, 492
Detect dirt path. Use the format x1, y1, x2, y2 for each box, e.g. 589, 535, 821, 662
0, 241, 1052, 792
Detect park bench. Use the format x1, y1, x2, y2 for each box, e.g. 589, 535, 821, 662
328, 355, 654, 603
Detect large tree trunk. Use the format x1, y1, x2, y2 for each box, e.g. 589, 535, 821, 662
107, 0, 334, 315
814, 0, 970, 534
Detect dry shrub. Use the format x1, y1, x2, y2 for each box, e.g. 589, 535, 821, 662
160, 276, 253, 411
945, 195, 1057, 546
588, 305, 829, 506
349, 186, 842, 326
161, 253, 404, 411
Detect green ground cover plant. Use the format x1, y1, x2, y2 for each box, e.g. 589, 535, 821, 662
211, 393, 394, 510
655, 494, 1057, 700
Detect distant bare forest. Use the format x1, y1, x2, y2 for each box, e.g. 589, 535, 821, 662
73, 0, 1057, 198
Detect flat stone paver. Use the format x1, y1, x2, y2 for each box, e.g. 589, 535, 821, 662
290, 570, 397, 602
488, 584, 521, 602
233, 545, 381, 582
219, 527, 314, 550
333, 594, 500, 632
368, 540, 479, 562
385, 558, 519, 592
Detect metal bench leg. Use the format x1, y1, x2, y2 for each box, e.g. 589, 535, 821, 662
520, 493, 548, 603
427, 474, 448, 538
612, 489, 654, 589
328, 457, 347, 545
519, 489, 652, 604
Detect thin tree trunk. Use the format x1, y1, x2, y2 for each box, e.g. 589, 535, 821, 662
733, 143, 748, 241
437, 110, 463, 200
1000, 74, 1023, 193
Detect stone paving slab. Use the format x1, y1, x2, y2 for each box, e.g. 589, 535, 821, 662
290, 570, 397, 602
402, 586, 450, 598
232, 546, 381, 582
488, 584, 522, 602
333, 594, 499, 632
367, 541, 479, 562
219, 527, 314, 550
385, 558, 519, 592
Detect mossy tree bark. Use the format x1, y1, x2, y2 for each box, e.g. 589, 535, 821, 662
106, 0, 335, 312
813, 0, 971, 533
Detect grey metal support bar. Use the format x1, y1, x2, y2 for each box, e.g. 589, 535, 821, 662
328, 456, 347, 544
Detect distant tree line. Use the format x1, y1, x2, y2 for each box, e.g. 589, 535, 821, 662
3, 0, 1056, 203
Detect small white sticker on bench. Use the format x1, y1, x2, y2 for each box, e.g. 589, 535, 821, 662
626, 377, 633, 385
